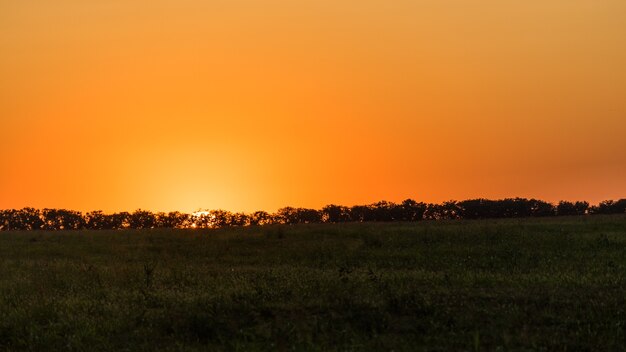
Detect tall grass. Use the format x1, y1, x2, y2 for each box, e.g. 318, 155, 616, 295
0, 215, 625, 351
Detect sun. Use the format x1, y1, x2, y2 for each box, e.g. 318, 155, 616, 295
192, 211, 211, 217
190, 210, 217, 229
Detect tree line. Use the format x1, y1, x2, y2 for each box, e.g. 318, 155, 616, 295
0, 198, 624, 231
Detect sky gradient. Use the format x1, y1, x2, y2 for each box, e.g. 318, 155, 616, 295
1, 0, 625, 213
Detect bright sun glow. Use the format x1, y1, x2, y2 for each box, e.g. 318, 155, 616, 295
192, 211, 211, 217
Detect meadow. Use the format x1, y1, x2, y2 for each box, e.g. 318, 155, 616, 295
0, 215, 625, 351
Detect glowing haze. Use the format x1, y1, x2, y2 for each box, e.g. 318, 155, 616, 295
1, 0, 625, 213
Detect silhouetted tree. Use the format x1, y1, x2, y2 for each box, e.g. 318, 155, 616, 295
7, 208, 45, 230
128, 210, 156, 229
229, 212, 249, 227
85, 211, 124, 230
349, 205, 375, 222
111, 212, 131, 229
501, 198, 534, 217
0, 211, 8, 231
457, 199, 495, 219
0, 210, 15, 230
425, 201, 460, 220
574, 201, 590, 215
528, 199, 556, 217
370, 201, 397, 221
595, 199, 626, 214
249, 211, 273, 226
398, 199, 427, 221
208, 209, 233, 228
321, 204, 351, 223
275, 207, 321, 224
557, 201, 589, 216
456, 198, 557, 219
0, 198, 623, 231
156, 212, 190, 228
41, 209, 85, 230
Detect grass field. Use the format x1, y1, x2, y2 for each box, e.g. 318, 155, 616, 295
1, 215, 625, 351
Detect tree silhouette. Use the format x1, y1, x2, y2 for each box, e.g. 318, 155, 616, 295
229, 212, 249, 227
529, 199, 555, 217
557, 201, 589, 216
249, 211, 273, 226
112, 212, 131, 229
41, 209, 85, 230
595, 199, 626, 214
321, 205, 351, 223
128, 210, 157, 229
155, 212, 190, 228
425, 201, 460, 220
399, 199, 427, 221
276, 207, 321, 224
349, 205, 375, 222
0, 198, 624, 231
7, 208, 45, 230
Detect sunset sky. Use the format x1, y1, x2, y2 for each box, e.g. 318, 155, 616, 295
1, 0, 625, 213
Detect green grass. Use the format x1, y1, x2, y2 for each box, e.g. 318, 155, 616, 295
1, 215, 625, 351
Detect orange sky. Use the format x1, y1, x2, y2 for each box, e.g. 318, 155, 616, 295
1, 0, 625, 213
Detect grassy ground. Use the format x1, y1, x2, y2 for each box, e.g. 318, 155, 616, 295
0, 215, 625, 351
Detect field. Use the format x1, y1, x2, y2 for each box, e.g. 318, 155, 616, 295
1, 216, 625, 351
